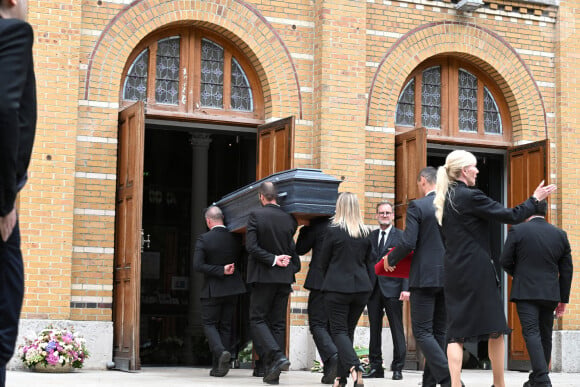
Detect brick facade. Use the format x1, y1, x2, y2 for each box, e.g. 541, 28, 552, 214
16, 0, 578, 369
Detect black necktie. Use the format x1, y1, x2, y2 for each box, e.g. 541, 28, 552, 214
379, 230, 386, 253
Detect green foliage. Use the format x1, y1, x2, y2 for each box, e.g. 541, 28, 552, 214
311, 346, 370, 373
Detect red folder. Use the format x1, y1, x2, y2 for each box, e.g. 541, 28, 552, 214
374, 248, 413, 278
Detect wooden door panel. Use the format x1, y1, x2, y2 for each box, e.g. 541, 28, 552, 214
507, 140, 549, 369
394, 128, 426, 228
258, 132, 272, 178
256, 117, 294, 180
394, 127, 426, 370
274, 129, 288, 172
114, 101, 145, 371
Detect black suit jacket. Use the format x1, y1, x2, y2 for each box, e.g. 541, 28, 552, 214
368, 227, 408, 298
296, 217, 330, 291
388, 192, 445, 288
193, 226, 246, 298
0, 18, 37, 216
500, 217, 573, 303
319, 225, 374, 293
245, 203, 300, 284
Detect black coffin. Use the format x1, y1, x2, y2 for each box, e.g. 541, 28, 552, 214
214, 168, 341, 233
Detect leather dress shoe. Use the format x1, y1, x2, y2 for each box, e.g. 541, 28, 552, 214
213, 350, 231, 377
321, 354, 338, 384
392, 370, 403, 380
362, 368, 384, 378
252, 359, 265, 377
252, 366, 264, 377
263, 355, 290, 384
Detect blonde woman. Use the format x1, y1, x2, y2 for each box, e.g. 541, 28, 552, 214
319, 193, 373, 387
433, 150, 556, 387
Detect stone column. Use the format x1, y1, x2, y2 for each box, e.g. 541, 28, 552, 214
185, 133, 212, 363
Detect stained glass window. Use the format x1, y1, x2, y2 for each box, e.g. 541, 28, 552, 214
395, 79, 415, 126
121, 30, 258, 116
155, 37, 180, 105
484, 87, 502, 134
421, 67, 441, 129
123, 49, 149, 101
201, 39, 224, 108
231, 57, 253, 111
458, 69, 478, 132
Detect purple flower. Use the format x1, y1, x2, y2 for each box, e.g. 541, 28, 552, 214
46, 341, 57, 352
46, 352, 60, 365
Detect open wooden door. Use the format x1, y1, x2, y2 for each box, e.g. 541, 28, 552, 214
394, 127, 426, 370
114, 102, 145, 371
256, 117, 294, 179
507, 140, 549, 370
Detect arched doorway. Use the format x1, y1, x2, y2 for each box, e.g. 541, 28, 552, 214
113, 25, 279, 370
393, 55, 548, 371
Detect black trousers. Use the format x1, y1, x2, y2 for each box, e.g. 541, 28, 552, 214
516, 300, 558, 386
367, 285, 406, 371
308, 289, 337, 362
325, 291, 370, 380
249, 283, 291, 365
201, 295, 238, 360
410, 287, 449, 386
0, 221, 24, 387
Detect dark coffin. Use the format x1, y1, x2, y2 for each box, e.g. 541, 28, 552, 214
214, 168, 341, 233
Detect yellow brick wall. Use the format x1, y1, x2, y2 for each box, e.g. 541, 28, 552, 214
21, 0, 578, 333
556, 0, 580, 330
19, 1, 82, 320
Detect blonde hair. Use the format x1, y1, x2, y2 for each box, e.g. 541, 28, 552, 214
434, 150, 477, 225
331, 192, 369, 238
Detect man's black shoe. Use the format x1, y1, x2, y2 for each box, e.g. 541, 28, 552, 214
392, 370, 403, 380
252, 359, 265, 377
321, 354, 339, 384
252, 366, 265, 377
362, 368, 384, 378
213, 350, 231, 377
263, 356, 290, 384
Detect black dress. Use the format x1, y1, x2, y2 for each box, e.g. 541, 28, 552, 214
440, 181, 538, 342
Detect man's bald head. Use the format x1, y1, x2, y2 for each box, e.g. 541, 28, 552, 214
259, 181, 277, 203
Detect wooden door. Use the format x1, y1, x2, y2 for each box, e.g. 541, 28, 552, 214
507, 140, 549, 370
255, 116, 294, 358
256, 117, 294, 179
114, 102, 145, 371
395, 128, 427, 228
394, 127, 426, 370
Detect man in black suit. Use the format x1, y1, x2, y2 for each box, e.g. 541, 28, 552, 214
246, 182, 300, 384
296, 216, 338, 384
193, 205, 246, 377
500, 200, 573, 387
364, 201, 408, 380
0, 2, 36, 386
386, 167, 451, 387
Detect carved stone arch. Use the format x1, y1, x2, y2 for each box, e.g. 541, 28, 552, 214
367, 21, 547, 141
84, 0, 302, 119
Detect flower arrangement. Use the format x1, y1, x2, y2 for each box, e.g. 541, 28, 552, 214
18, 325, 90, 370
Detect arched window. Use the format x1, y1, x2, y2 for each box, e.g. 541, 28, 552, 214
121, 27, 263, 122
395, 57, 510, 144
